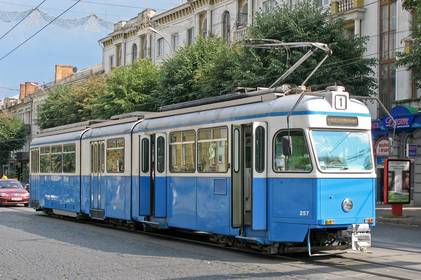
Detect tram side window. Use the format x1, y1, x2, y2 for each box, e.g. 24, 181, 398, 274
51, 145, 63, 173
63, 144, 76, 173
255, 126, 265, 173
40, 146, 51, 173
141, 138, 149, 173
273, 130, 312, 172
198, 127, 228, 173
169, 130, 196, 173
30, 149, 40, 173
106, 138, 125, 173
156, 136, 165, 173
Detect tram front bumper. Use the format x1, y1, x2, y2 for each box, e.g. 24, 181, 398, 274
350, 223, 371, 251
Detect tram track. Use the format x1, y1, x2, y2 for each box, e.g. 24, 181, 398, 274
18, 208, 419, 280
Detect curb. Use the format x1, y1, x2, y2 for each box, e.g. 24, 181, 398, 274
376, 217, 421, 227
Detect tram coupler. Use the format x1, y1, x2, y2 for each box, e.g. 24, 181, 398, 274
350, 224, 371, 252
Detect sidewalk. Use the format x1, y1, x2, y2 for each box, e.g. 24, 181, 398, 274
376, 206, 421, 226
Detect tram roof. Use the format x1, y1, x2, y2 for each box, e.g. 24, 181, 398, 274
134, 91, 370, 132
31, 130, 86, 146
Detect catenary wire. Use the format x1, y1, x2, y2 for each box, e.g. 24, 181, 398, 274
0, 0, 47, 40
0, 0, 83, 62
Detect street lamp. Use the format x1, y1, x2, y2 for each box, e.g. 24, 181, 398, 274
147, 26, 172, 56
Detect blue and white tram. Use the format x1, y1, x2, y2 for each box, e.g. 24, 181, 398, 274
30, 86, 375, 254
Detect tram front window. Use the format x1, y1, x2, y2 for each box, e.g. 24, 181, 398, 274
311, 130, 373, 172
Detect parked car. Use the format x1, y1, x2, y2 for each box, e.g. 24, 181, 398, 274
0, 179, 30, 207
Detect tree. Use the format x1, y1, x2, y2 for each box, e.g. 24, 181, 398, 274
156, 1, 376, 107
397, 0, 421, 88
38, 76, 106, 129
156, 37, 241, 107
91, 59, 160, 119
0, 114, 27, 166
237, 1, 376, 95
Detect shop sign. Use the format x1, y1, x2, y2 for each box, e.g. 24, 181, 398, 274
384, 159, 412, 204
375, 138, 390, 157
407, 144, 417, 158
384, 116, 413, 128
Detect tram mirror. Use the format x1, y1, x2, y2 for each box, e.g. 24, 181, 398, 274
384, 159, 412, 204
282, 137, 292, 156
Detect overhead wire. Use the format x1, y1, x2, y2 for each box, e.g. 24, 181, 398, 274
0, 0, 83, 62
0, 0, 47, 40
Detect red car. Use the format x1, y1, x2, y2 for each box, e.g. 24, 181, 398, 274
0, 179, 30, 206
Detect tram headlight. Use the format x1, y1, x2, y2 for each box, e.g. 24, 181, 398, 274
341, 198, 353, 212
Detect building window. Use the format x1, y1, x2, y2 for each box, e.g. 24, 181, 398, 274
238, 0, 248, 27
116, 43, 122, 66
109, 55, 114, 70
171, 33, 179, 52
187, 27, 194, 46
198, 127, 228, 173
222, 11, 231, 42
199, 13, 208, 37
132, 43, 138, 62
169, 130, 196, 173
106, 138, 125, 173
379, 0, 397, 110
263, 0, 277, 12
140, 35, 147, 59
157, 38, 165, 57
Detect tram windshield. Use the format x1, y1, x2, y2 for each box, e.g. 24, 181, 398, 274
311, 130, 373, 172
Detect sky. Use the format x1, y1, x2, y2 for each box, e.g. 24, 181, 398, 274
0, 0, 180, 99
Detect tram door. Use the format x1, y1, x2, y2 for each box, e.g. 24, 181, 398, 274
90, 141, 105, 214
231, 125, 253, 231
139, 135, 155, 217
154, 133, 167, 218
252, 122, 267, 230
232, 123, 267, 232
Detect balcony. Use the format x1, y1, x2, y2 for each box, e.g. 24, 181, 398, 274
331, 0, 365, 21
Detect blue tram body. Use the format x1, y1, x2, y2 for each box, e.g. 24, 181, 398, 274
30, 87, 375, 253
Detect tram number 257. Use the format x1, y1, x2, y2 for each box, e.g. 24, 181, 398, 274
299, 210, 310, 216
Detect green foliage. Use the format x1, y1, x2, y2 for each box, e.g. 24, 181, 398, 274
0, 114, 27, 165
38, 76, 106, 129
398, 0, 421, 88
157, 1, 376, 106
156, 37, 241, 106
92, 59, 160, 119
241, 1, 376, 95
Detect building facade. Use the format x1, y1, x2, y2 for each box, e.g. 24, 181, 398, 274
99, 0, 288, 72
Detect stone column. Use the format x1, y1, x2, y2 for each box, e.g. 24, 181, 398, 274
206, 9, 212, 36
195, 14, 200, 39
354, 19, 361, 36
247, 0, 253, 26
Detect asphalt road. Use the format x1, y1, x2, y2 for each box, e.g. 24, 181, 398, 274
1, 207, 421, 280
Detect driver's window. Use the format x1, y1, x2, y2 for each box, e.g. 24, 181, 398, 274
273, 130, 312, 172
